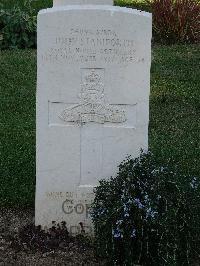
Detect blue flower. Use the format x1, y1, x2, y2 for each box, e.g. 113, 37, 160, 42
157, 195, 161, 200
116, 219, 123, 225
146, 207, 158, 219
190, 177, 198, 189
112, 228, 123, 239
144, 194, 150, 204
131, 228, 136, 238
134, 198, 144, 209
123, 203, 130, 217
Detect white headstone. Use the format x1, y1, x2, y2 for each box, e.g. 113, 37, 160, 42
36, 2, 152, 234
54, 0, 113, 6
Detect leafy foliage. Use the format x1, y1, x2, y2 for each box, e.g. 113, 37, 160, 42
151, 0, 200, 44
6, 220, 95, 257
91, 152, 200, 265
18, 222, 70, 252
0, 1, 36, 49
0, 0, 52, 13
115, 0, 152, 11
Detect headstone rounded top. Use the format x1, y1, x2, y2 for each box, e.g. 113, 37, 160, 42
53, 0, 113, 6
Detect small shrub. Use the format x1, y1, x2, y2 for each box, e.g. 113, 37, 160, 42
151, 0, 200, 44
0, 1, 36, 49
115, 0, 152, 12
0, 0, 52, 13
91, 152, 200, 265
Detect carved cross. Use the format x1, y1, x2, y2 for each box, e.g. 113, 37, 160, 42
49, 68, 137, 187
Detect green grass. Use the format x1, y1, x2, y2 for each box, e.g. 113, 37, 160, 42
0, 49, 36, 206
0, 44, 199, 206
150, 45, 200, 176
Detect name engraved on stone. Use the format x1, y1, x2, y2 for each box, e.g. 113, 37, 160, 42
41, 27, 137, 65
59, 68, 126, 124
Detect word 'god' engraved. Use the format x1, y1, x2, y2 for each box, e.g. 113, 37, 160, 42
59, 69, 126, 124
62, 199, 91, 218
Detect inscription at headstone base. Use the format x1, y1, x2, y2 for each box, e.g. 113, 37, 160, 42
36, 0, 152, 234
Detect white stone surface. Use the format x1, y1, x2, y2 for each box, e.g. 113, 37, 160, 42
53, 0, 113, 6
36, 4, 152, 234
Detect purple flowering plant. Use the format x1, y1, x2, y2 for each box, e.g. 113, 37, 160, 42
91, 151, 200, 265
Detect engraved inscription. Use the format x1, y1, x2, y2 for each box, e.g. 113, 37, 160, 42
46, 191, 94, 200
41, 28, 138, 65
59, 69, 126, 124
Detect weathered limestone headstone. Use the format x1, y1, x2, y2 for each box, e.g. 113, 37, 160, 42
36, 0, 152, 234
54, 0, 113, 5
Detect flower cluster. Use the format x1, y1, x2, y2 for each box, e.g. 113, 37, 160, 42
91, 151, 200, 265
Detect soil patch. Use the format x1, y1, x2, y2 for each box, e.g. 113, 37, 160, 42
0, 208, 105, 265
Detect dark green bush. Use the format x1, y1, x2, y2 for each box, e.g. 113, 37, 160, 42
91, 152, 200, 265
0, 0, 52, 13
0, 1, 36, 49
115, 0, 152, 11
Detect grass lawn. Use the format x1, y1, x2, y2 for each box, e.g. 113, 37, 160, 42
150, 45, 200, 175
0, 44, 200, 206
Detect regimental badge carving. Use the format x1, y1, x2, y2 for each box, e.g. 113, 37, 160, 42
59, 68, 126, 124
